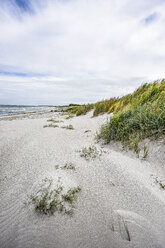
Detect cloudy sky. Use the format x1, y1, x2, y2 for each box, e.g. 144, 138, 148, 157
0, 0, 165, 105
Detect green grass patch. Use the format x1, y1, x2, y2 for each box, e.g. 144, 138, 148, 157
97, 101, 165, 154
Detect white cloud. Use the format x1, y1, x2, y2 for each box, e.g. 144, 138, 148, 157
0, 0, 165, 104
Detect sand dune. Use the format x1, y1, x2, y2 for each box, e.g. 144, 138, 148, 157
0, 111, 165, 248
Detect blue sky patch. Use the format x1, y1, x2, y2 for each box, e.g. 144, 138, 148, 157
15, 0, 30, 11
0, 71, 45, 77
145, 12, 159, 24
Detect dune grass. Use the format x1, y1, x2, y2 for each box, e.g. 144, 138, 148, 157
93, 79, 165, 116
29, 178, 81, 215
65, 115, 75, 119
61, 124, 74, 130
155, 177, 165, 189
47, 119, 64, 123
66, 104, 94, 116
43, 124, 59, 128
94, 80, 165, 153
79, 145, 102, 160
67, 80, 165, 154
66, 80, 165, 119
55, 162, 76, 170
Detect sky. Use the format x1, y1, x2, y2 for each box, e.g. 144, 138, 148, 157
0, 0, 165, 105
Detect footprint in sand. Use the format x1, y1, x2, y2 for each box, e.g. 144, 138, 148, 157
111, 209, 164, 248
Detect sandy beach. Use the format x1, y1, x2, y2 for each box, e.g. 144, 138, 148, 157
0, 110, 165, 248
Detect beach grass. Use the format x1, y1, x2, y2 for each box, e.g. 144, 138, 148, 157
43, 124, 59, 128
66, 104, 94, 116
96, 80, 165, 152
61, 124, 74, 130
65, 115, 75, 119
29, 178, 81, 215
55, 162, 76, 170
79, 145, 102, 160
155, 177, 165, 189
47, 119, 64, 123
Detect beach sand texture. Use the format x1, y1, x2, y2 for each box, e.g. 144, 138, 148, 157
0, 111, 165, 248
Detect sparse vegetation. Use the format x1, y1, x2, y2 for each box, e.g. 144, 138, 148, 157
29, 178, 81, 215
50, 110, 59, 113
79, 145, 102, 160
84, 130, 91, 133
62, 186, 81, 205
155, 177, 165, 189
47, 119, 64, 123
133, 139, 141, 158
55, 162, 76, 170
61, 124, 74, 130
143, 144, 149, 159
65, 115, 74, 119
43, 124, 59, 128
122, 219, 131, 242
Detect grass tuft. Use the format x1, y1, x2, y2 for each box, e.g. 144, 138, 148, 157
29, 178, 81, 215
61, 125, 74, 130
65, 115, 75, 119
79, 145, 102, 160
55, 163, 76, 170
155, 177, 165, 189
47, 119, 64, 123
43, 124, 59, 128
143, 144, 149, 159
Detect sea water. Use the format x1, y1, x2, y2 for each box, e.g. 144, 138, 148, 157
0, 105, 56, 116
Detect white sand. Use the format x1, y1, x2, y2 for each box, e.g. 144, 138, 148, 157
0, 111, 165, 248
